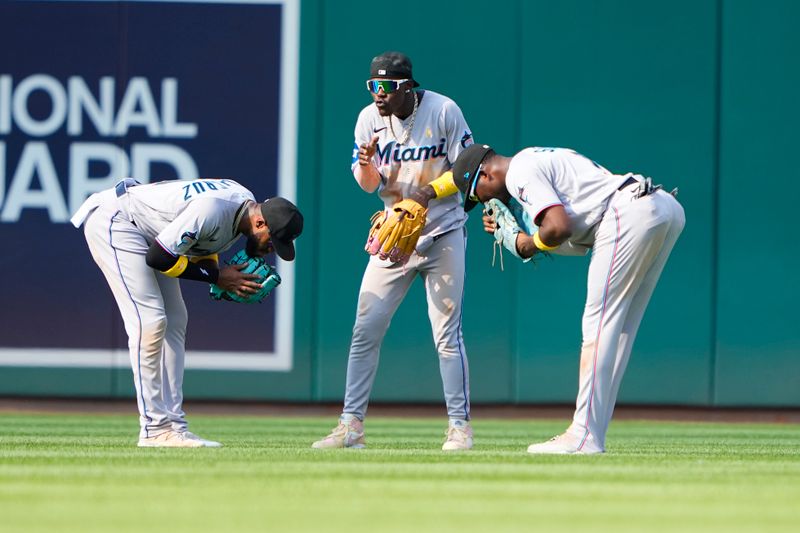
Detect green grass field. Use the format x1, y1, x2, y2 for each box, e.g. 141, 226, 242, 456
1, 413, 799, 532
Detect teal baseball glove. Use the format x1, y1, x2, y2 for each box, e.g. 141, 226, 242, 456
485, 198, 537, 264
209, 249, 281, 304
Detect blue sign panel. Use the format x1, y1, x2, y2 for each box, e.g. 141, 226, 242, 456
0, 0, 299, 370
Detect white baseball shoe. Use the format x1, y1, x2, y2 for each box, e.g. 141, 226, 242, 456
137, 430, 206, 448
526, 432, 604, 455
181, 431, 223, 448
311, 414, 366, 449
442, 420, 473, 451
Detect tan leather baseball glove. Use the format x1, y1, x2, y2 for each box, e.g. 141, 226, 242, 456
364, 198, 428, 264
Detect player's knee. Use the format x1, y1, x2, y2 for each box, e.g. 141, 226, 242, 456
352, 313, 390, 340
435, 339, 463, 360
140, 315, 168, 345
350, 324, 385, 349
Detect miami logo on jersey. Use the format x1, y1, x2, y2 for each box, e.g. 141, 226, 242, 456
374, 138, 447, 165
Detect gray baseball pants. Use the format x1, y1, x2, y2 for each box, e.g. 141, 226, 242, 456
81, 191, 188, 439
343, 228, 470, 421
570, 184, 685, 451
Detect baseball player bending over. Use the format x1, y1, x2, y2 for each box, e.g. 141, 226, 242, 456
71, 178, 303, 447
312, 52, 475, 451
454, 144, 685, 454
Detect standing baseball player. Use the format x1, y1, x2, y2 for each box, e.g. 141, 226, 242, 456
71, 178, 303, 447
312, 51, 475, 450
454, 144, 685, 454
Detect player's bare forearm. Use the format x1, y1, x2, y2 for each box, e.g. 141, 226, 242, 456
537, 205, 572, 249
354, 134, 381, 192
515, 233, 537, 259
408, 171, 457, 208
408, 185, 437, 208
354, 163, 381, 193
538, 227, 570, 246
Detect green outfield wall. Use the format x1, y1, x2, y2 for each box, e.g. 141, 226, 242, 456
301, 0, 798, 408
1, 0, 797, 407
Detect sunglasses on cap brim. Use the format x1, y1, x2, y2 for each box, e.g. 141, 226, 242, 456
366, 79, 410, 94
467, 164, 485, 202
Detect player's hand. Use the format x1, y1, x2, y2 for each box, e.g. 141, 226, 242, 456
358, 135, 379, 166
482, 207, 498, 234
216, 263, 262, 296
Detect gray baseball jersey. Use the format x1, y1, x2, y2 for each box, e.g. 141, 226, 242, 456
117, 178, 255, 257
506, 147, 628, 255
71, 178, 253, 440
351, 90, 472, 253
342, 90, 473, 423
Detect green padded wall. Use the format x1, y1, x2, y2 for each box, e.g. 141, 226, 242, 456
512, 0, 717, 405
714, 0, 800, 406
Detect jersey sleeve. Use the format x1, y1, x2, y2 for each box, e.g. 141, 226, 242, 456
351, 107, 378, 173
442, 100, 473, 163
440, 99, 473, 191
508, 153, 563, 225
154, 199, 218, 257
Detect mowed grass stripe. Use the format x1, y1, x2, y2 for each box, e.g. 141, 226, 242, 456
0, 414, 798, 532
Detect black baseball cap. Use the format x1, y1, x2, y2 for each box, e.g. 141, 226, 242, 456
369, 51, 420, 87
454, 144, 494, 212
260, 197, 303, 261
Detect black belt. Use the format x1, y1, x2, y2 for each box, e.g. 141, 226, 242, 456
618, 176, 638, 191
115, 178, 140, 226
619, 176, 676, 199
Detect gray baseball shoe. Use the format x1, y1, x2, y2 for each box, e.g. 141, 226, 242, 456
311, 414, 366, 449
181, 431, 223, 448
442, 420, 473, 451
526, 432, 604, 455
137, 430, 205, 448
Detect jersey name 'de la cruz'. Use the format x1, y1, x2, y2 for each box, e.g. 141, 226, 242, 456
117, 178, 255, 258
352, 90, 473, 253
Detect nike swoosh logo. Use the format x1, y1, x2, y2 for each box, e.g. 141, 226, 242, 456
373, 127, 387, 133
